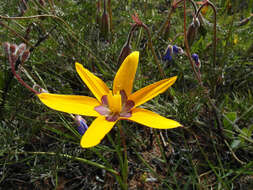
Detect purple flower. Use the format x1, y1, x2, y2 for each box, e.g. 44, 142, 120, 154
192, 53, 201, 68
75, 115, 88, 135
163, 45, 184, 61
163, 45, 173, 61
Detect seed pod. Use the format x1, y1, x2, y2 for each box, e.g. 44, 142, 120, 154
236, 14, 253, 27
101, 0, 110, 39
96, 0, 101, 26
117, 42, 131, 66
186, 16, 200, 47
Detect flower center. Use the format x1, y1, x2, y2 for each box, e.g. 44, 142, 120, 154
94, 90, 135, 121
107, 91, 122, 114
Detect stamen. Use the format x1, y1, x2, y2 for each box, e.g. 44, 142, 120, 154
107, 91, 122, 113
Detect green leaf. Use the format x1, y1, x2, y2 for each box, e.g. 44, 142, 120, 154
231, 139, 241, 149
223, 112, 237, 129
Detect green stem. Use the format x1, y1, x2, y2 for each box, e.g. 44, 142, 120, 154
106, 133, 127, 190
118, 123, 128, 187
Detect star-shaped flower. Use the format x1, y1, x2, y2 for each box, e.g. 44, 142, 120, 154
37, 51, 181, 148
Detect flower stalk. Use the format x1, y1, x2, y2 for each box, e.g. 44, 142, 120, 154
196, 0, 217, 67
132, 13, 165, 78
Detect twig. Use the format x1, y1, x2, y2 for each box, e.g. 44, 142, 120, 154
224, 139, 246, 165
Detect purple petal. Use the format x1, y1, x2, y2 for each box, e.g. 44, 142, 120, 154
163, 45, 173, 61
75, 115, 88, 135
106, 114, 119, 122
101, 95, 108, 106
122, 100, 135, 112
94, 105, 110, 116
173, 45, 179, 54
120, 90, 127, 104
120, 111, 132, 118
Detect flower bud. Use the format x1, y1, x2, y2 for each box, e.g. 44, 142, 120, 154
20, 50, 30, 63
101, 0, 110, 39
192, 53, 201, 68
16, 43, 27, 57
187, 16, 200, 47
10, 44, 18, 55
38, 0, 45, 6
96, 0, 101, 26
117, 42, 131, 66
163, 45, 173, 61
172, 45, 184, 54
163, 45, 184, 62
236, 14, 253, 27
9, 44, 18, 62
75, 115, 88, 135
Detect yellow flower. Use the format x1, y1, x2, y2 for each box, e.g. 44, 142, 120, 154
37, 51, 181, 148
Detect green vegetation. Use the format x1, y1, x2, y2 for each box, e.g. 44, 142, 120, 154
0, 0, 253, 189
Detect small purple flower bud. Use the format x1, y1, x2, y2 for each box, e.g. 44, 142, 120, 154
192, 53, 201, 68
172, 45, 179, 54
172, 45, 184, 54
163, 45, 173, 61
75, 115, 88, 135
163, 44, 184, 61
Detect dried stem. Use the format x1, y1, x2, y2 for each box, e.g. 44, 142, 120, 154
132, 13, 165, 78
154, 0, 197, 40
196, 0, 217, 66
183, 0, 223, 134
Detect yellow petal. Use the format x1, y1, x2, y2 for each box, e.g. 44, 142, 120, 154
113, 51, 139, 96
126, 108, 181, 129
80, 117, 117, 148
75, 62, 110, 102
37, 93, 100, 116
129, 76, 177, 107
